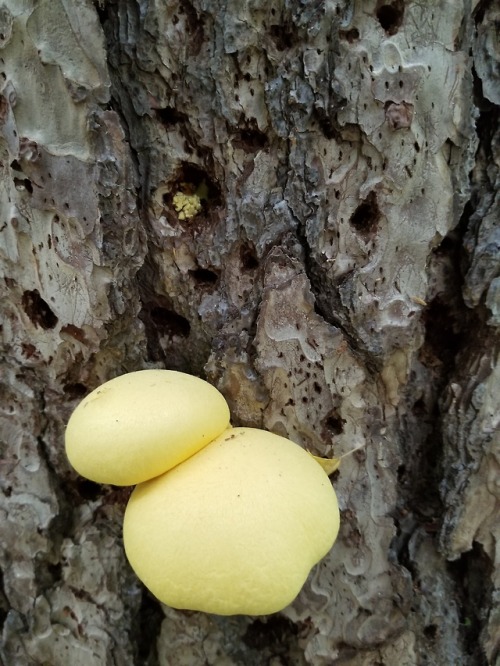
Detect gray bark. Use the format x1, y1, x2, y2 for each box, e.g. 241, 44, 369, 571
0, 0, 498, 664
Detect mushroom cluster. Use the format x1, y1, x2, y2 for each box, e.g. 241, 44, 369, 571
65, 369, 340, 615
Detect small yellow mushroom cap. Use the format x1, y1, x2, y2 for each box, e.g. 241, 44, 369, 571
65, 370, 230, 486
123, 427, 340, 615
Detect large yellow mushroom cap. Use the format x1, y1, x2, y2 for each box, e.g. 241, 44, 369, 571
65, 370, 230, 486
123, 427, 340, 616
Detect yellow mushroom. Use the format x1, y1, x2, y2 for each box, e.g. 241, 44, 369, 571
65, 371, 341, 615
65, 369, 230, 486
123, 427, 340, 615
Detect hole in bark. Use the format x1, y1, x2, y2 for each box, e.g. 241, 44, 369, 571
444, 138, 458, 165
232, 124, 269, 153
434, 234, 455, 255
448, 542, 493, 663
34, 559, 63, 591
60, 324, 86, 343
269, 23, 297, 51
240, 242, 259, 270
63, 383, 88, 398
340, 28, 360, 42
178, 0, 204, 50
385, 101, 414, 129
322, 409, 345, 436
21, 343, 38, 359
76, 480, 102, 501
10, 159, 22, 171
13, 177, 33, 193
243, 615, 299, 652
170, 162, 222, 211
424, 624, 438, 639
349, 191, 381, 238
473, 0, 488, 24
47, 562, 62, 582
376, 0, 404, 35
22, 290, 58, 329
135, 593, 163, 663
95, 2, 109, 23
155, 106, 189, 126
412, 398, 426, 416
150, 307, 190, 337
188, 267, 218, 284
420, 297, 462, 368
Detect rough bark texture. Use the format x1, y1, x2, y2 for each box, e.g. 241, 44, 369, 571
0, 0, 498, 664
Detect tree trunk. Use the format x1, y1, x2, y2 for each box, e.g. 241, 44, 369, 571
1, 0, 498, 664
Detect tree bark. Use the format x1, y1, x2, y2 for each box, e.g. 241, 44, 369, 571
1, 1, 498, 664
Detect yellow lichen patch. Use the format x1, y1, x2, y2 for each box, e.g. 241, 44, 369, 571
172, 181, 208, 220
173, 190, 202, 220
381, 349, 408, 406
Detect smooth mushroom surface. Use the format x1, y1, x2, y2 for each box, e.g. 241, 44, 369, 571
123, 427, 340, 616
65, 369, 230, 485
